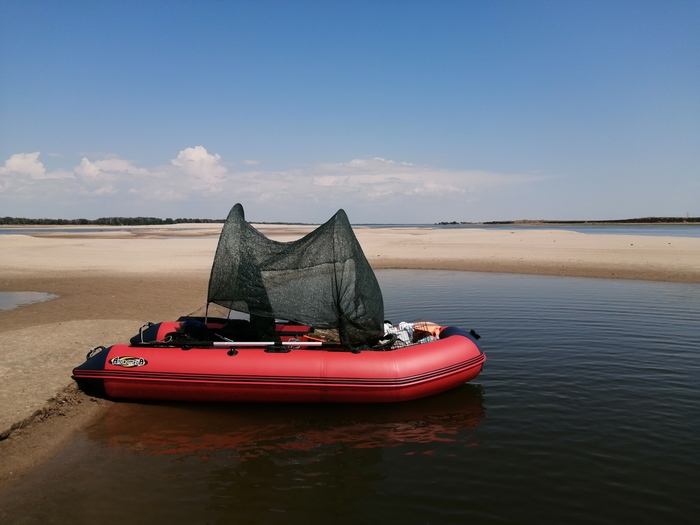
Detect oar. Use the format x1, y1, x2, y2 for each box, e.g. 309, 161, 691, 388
130, 339, 345, 349
130, 338, 376, 354
212, 341, 327, 347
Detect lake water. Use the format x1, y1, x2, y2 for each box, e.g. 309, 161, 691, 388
365, 223, 700, 238
1, 270, 699, 524
0, 291, 58, 311
3, 224, 700, 238
445, 223, 700, 238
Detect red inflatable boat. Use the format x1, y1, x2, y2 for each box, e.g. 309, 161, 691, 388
72, 318, 485, 403
72, 204, 486, 403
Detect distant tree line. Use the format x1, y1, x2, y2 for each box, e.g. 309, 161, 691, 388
438, 217, 700, 226
0, 217, 224, 226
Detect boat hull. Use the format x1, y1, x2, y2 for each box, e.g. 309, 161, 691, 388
73, 326, 485, 403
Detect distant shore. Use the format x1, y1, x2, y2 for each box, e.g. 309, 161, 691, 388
2, 215, 699, 227
1, 224, 700, 484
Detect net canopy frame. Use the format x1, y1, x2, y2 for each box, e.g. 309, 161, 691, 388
207, 203, 385, 347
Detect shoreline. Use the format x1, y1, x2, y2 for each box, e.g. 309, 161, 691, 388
1, 226, 700, 484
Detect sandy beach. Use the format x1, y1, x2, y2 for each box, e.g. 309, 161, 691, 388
2, 224, 700, 483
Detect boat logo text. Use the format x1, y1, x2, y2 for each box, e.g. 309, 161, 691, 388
110, 356, 148, 368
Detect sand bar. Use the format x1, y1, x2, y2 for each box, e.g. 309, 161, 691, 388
5, 223, 700, 281
1, 225, 699, 482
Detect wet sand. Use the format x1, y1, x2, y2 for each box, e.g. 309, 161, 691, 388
1, 224, 699, 483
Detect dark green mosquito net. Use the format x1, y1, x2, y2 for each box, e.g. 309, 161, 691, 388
207, 203, 384, 346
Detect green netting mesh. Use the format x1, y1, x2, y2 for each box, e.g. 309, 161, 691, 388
207, 203, 384, 346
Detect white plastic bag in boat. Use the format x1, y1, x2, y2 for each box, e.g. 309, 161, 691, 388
383, 321, 415, 345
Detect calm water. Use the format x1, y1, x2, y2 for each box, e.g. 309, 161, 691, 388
439, 224, 700, 237
366, 224, 700, 238
0, 228, 115, 235
1, 270, 700, 524
3, 224, 700, 238
0, 291, 58, 311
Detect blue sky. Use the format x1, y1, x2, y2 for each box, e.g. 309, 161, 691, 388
1, 0, 698, 223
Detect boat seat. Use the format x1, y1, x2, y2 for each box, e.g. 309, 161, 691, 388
176, 319, 218, 341
217, 319, 257, 341
218, 317, 281, 343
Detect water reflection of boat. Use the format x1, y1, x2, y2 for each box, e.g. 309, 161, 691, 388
90, 384, 486, 457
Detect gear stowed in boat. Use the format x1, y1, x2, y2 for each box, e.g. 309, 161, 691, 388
72, 203, 485, 403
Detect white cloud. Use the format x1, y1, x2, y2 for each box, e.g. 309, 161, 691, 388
92, 184, 118, 196
48, 170, 76, 180
75, 156, 149, 180
0, 152, 74, 181
325, 157, 415, 171
75, 157, 101, 179
160, 154, 544, 207
171, 146, 227, 184
0, 152, 46, 179
1, 148, 549, 220
93, 158, 149, 175
71, 154, 155, 197
150, 188, 186, 202
304, 157, 542, 201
